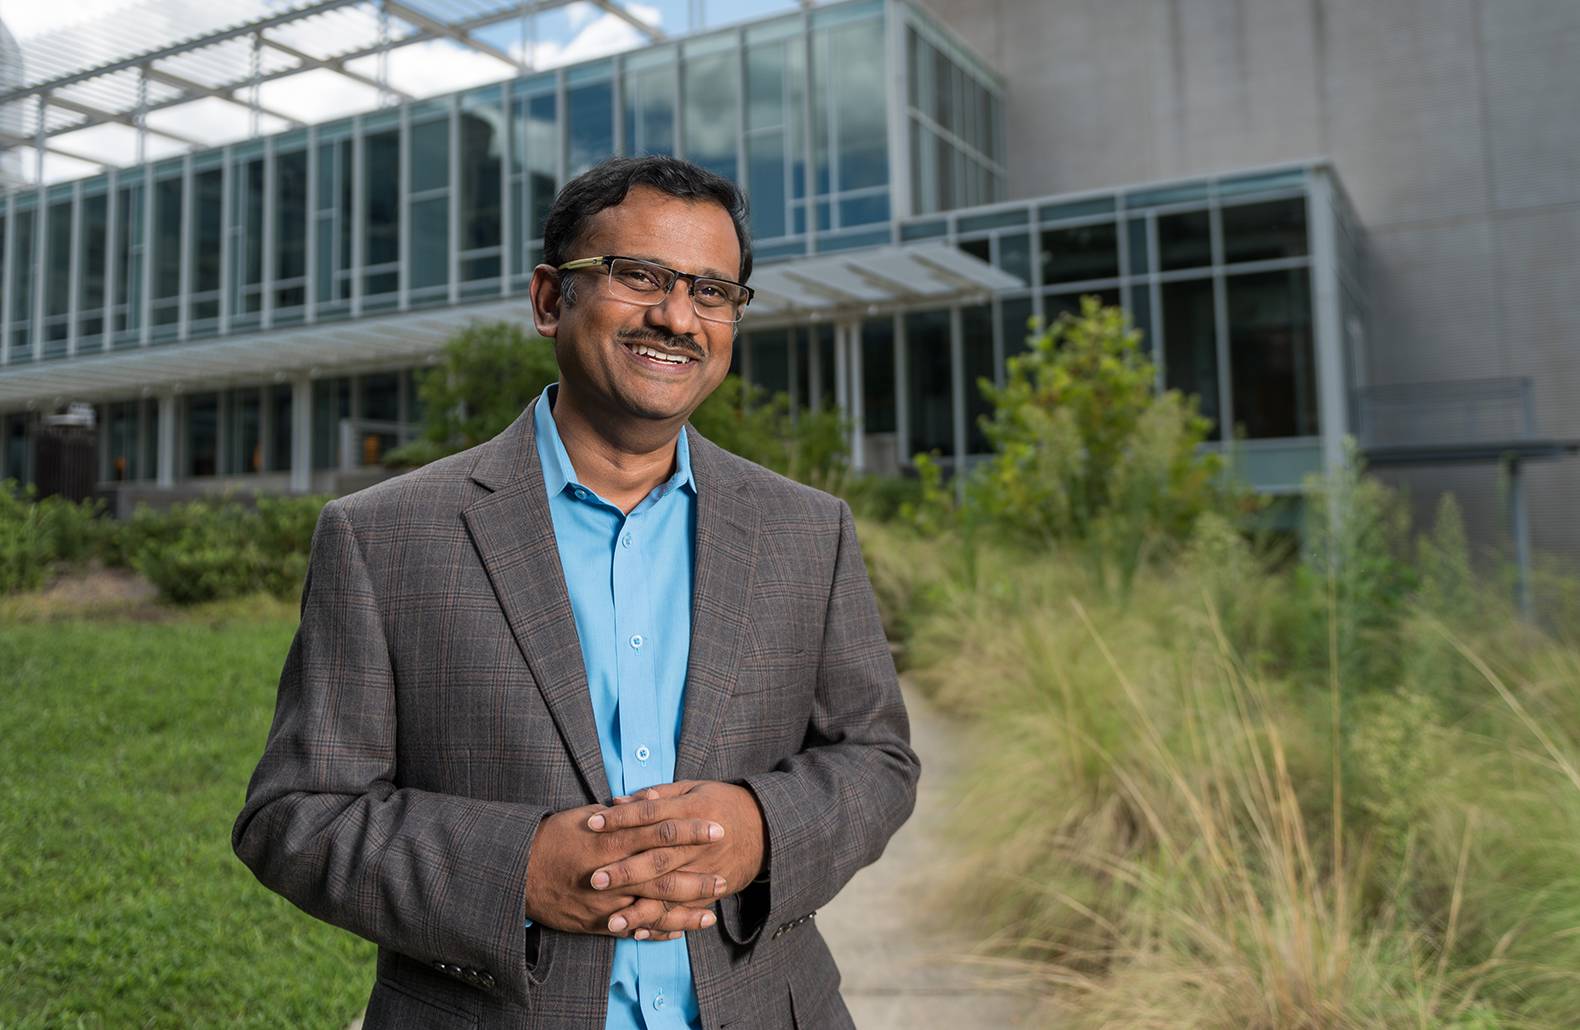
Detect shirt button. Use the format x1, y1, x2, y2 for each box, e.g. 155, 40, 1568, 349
635, 745, 651, 762
653, 993, 666, 1011
621, 533, 633, 548
629, 634, 643, 650
573, 488, 587, 501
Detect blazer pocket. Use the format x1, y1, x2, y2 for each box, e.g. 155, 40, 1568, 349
364, 977, 479, 1030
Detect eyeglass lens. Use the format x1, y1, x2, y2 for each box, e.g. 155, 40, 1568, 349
605, 258, 747, 323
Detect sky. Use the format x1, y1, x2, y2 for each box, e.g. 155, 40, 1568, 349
0, 0, 808, 183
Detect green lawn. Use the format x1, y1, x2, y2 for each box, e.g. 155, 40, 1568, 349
1, 605, 375, 1027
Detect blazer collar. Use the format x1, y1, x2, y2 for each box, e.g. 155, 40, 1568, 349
462, 396, 760, 795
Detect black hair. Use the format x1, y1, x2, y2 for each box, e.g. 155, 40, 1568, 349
542, 156, 753, 295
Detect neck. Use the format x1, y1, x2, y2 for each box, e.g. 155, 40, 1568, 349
549, 385, 683, 513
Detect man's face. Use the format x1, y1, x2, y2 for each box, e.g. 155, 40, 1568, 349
534, 185, 741, 427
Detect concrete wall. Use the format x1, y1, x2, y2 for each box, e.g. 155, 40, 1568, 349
915, 0, 1580, 564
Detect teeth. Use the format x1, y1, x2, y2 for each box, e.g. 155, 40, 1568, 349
632, 343, 691, 364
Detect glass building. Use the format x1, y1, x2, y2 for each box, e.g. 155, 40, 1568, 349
0, 0, 1365, 504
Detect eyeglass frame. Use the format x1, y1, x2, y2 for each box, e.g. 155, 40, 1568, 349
556, 255, 755, 324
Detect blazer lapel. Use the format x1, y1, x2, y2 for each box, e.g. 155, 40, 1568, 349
675, 431, 760, 782
462, 399, 612, 803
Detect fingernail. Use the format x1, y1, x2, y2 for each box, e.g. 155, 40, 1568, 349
713, 877, 727, 895
645, 788, 659, 798
707, 822, 724, 840
588, 813, 606, 830
612, 795, 630, 803
609, 915, 627, 932
591, 871, 610, 889
634, 929, 650, 940
701, 912, 717, 927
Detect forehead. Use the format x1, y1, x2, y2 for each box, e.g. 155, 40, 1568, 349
577, 185, 742, 279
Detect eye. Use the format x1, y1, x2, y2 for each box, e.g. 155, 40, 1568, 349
616, 265, 664, 290
694, 282, 731, 304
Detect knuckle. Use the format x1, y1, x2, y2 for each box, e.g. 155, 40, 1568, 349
658, 819, 679, 845
654, 873, 676, 896
648, 848, 671, 875
639, 799, 660, 823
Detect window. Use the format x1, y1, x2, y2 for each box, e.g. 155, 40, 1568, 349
1040, 223, 1119, 285
190, 167, 223, 325
44, 199, 73, 356
1222, 197, 1307, 265
1157, 209, 1212, 271
567, 65, 614, 179
683, 49, 738, 183
748, 330, 790, 400
314, 135, 353, 317
904, 309, 952, 457
521, 83, 558, 244
962, 303, 993, 453
112, 178, 143, 346
231, 151, 266, 326
275, 148, 309, 315
186, 393, 219, 477
862, 317, 896, 434
459, 88, 504, 289
9, 206, 34, 359
78, 187, 109, 341
363, 128, 402, 305
407, 116, 449, 298
1161, 278, 1219, 434
1228, 270, 1316, 439
150, 172, 183, 333
624, 52, 676, 157
226, 389, 262, 474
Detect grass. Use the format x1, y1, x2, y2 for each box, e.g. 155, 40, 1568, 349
861, 510, 1580, 1029
0, 595, 374, 1027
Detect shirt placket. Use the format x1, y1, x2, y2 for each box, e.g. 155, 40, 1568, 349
611, 502, 683, 1026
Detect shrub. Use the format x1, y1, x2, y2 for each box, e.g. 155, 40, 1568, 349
915, 296, 1233, 593
688, 376, 848, 486
0, 481, 109, 593
127, 495, 328, 605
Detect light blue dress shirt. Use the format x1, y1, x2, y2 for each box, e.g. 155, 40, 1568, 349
533, 384, 702, 1030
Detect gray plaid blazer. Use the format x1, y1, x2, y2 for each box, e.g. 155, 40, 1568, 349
233, 396, 920, 1029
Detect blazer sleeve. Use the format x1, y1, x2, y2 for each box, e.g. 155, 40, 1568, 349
232, 499, 552, 1006
726, 499, 921, 945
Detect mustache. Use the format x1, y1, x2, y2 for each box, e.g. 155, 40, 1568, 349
616, 329, 703, 360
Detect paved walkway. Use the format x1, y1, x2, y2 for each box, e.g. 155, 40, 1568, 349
818, 684, 1037, 1028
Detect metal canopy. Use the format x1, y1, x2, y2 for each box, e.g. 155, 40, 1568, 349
743, 243, 1025, 325
1, 0, 664, 173
0, 244, 1025, 406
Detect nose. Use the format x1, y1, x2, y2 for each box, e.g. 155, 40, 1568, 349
644, 277, 704, 337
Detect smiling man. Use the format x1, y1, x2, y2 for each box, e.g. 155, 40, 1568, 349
233, 156, 920, 1030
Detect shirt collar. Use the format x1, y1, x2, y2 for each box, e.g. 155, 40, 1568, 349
534, 383, 696, 501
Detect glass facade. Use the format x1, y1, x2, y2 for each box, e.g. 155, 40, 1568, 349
0, 1, 1356, 500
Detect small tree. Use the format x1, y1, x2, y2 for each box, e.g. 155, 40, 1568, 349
386, 320, 560, 467
920, 296, 1230, 592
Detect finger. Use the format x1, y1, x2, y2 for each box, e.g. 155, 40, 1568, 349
607, 898, 717, 937
607, 781, 703, 806
586, 794, 673, 832
594, 846, 717, 890
606, 817, 724, 853
608, 898, 716, 936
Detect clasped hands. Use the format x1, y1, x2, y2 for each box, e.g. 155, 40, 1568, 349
522, 780, 764, 942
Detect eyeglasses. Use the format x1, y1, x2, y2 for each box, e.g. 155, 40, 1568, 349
557, 255, 754, 324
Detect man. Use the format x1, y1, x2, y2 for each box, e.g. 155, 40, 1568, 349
233, 155, 920, 1029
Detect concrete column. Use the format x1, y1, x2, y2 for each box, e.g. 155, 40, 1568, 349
291, 375, 312, 493
1308, 171, 1350, 479
847, 320, 865, 473
949, 306, 967, 505
156, 392, 177, 488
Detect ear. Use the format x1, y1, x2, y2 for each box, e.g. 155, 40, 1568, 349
528, 265, 564, 339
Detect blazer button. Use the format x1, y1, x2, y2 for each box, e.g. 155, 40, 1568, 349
479, 972, 496, 989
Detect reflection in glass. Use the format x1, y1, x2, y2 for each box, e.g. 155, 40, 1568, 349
567, 75, 614, 178
996, 232, 1032, 283
113, 181, 142, 344
829, 16, 887, 194
459, 92, 504, 284
410, 118, 448, 194
233, 156, 265, 320
1222, 198, 1307, 265
749, 330, 790, 399
1157, 209, 1212, 271
684, 53, 738, 182
526, 90, 558, 240
1228, 270, 1316, 438
905, 309, 952, 457
624, 57, 676, 156
1040, 223, 1119, 285
410, 198, 448, 292
1161, 278, 1219, 433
